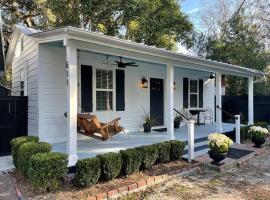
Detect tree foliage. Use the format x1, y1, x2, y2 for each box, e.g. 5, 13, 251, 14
194, 11, 270, 96
1, 0, 194, 50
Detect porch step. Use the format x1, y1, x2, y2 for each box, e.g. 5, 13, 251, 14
182, 136, 209, 158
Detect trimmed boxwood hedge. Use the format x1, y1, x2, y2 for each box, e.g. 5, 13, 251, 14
136, 145, 158, 169
97, 152, 122, 181
10, 136, 39, 168
28, 152, 68, 191
75, 157, 101, 187
169, 140, 185, 161
155, 142, 171, 163
120, 148, 142, 175
17, 142, 52, 175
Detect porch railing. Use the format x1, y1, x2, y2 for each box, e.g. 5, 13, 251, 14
173, 108, 190, 121
216, 105, 241, 144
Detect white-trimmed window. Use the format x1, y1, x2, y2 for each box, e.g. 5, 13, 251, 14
189, 79, 198, 108
96, 69, 113, 111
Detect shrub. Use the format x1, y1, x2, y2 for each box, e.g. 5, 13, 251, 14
254, 121, 268, 129
169, 140, 185, 160
97, 152, 122, 181
10, 136, 39, 168
120, 148, 142, 175
155, 142, 171, 163
75, 157, 101, 187
17, 142, 52, 175
28, 152, 68, 191
136, 145, 158, 169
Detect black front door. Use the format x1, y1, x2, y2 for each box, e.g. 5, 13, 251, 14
150, 78, 164, 126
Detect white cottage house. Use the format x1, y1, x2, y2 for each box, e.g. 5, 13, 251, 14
5, 25, 264, 165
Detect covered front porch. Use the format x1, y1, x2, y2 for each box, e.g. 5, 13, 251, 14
32, 27, 264, 166
53, 123, 236, 159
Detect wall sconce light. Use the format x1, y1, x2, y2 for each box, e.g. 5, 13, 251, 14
141, 77, 148, 88
174, 82, 176, 90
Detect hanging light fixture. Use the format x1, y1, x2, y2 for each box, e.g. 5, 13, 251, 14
174, 82, 176, 90
141, 77, 148, 88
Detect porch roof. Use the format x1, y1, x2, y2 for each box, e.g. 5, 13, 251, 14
6, 26, 266, 77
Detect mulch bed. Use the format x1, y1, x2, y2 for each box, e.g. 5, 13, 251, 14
11, 159, 198, 200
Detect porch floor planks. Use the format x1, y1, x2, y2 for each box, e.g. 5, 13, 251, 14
52, 123, 236, 159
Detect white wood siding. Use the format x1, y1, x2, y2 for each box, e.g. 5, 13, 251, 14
38, 46, 215, 143
38, 45, 66, 143
11, 34, 39, 136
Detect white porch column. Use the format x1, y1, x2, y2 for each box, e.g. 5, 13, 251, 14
187, 120, 195, 163
248, 77, 254, 125
65, 40, 78, 166
166, 64, 175, 140
216, 73, 223, 133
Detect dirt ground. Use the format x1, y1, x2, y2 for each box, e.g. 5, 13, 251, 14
120, 144, 270, 200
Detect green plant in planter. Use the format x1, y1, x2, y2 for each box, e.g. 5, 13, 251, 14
174, 114, 182, 129
208, 133, 233, 164
142, 109, 154, 133
254, 121, 268, 129
208, 133, 233, 153
248, 126, 269, 139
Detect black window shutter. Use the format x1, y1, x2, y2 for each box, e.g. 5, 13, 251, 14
199, 79, 203, 108
81, 65, 93, 112
183, 77, 189, 108
116, 69, 125, 111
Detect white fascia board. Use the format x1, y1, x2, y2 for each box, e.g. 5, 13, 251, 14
30, 26, 265, 77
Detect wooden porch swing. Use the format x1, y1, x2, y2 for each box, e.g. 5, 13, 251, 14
76, 55, 124, 140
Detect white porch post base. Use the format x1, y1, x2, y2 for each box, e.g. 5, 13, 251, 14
187, 120, 195, 163
235, 115, 241, 144
248, 77, 254, 125
68, 155, 78, 167
216, 73, 223, 133
167, 64, 175, 140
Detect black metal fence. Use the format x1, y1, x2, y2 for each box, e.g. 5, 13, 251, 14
222, 96, 270, 124
0, 96, 28, 156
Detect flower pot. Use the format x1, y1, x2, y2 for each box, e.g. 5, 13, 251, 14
174, 121, 180, 129
208, 150, 227, 165
143, 123, 151, 133
251, 137, 266, 148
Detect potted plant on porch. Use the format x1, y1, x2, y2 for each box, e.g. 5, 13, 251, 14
208, 133, 233, 165
248, 126, 269, 148
142, 110, 153, 133
174, 113, 182, 129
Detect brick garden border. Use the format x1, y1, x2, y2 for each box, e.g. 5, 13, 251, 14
87, 166, 201, 200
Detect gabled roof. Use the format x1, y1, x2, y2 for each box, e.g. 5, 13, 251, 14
6, 25, 266, 77
5, 25, 39, 67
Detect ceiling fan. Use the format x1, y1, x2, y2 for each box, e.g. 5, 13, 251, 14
201, 72, 216, 79
103, 56, 138, 68
114, 57, 138, 68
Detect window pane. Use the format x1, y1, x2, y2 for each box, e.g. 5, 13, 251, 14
190, 80, 197, 93
96, 91, 113, 111
190, 94, 197, 107
96, 69, 113, 89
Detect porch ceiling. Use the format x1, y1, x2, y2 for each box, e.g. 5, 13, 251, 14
30, 26, 266, 78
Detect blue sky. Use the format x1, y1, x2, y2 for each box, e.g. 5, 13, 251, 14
181, 0, 202, 31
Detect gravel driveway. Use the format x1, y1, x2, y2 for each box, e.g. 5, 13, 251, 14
121, 144, 270, 200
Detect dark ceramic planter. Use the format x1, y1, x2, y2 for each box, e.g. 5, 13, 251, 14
208, 150, 227, 165
143, 123, 151, 133
174, 121, 180, 129
251, 138, 266, 148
